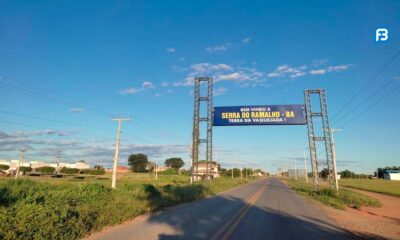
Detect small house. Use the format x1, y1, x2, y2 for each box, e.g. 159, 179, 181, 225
383, 170, 400, 181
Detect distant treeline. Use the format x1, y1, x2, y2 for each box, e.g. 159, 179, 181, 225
322, 166, 400, 179
338, 169, 370, 178
316, 168, 371, 179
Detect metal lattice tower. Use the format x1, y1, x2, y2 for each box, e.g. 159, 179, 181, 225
192, 77, 213, 181
304, 89, 336, 190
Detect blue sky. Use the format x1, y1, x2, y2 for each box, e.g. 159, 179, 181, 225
0, 0, 399, 174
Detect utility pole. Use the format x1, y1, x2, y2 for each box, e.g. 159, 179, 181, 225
111, 117, 130, 189
294, 156, 297, 180
15, 146, 31, 179
189, 144, 193, 184
240, 165, 243, 179
287, 164, 290, 178
56, 150, 61, 175
304, 149, 308, 183
155, 159, 158, 181
330, 128, 341, 191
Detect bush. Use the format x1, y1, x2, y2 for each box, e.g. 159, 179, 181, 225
35, 166, 55, 174
0, 164, 9, 171
19, 166, 32, 173
79, 169, 106, 175
0, 175, 255, 239
180, 169, 191, 176
0, 181, 111, 239
160, 168, 178, 175
287, 180, 381, 210
60, 167, 80, 174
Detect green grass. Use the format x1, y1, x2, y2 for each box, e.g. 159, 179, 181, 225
339, 178, 400, 197
284, 179, 381, 210
0, 173, 259, 240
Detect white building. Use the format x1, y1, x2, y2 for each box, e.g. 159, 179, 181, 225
192, 161, 220, 179
383, 170, 400, 181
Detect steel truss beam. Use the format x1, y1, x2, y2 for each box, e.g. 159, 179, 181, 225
304, 89, 336, 191
192, 77, 213, 181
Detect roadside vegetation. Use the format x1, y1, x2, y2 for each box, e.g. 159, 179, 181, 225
0, 173, 259, 240
339, 178, 400, 197
284, 179, 381, 210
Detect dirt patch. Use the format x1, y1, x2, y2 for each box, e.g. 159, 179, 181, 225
322, 188, 400, 240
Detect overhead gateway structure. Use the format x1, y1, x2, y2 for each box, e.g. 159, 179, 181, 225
191, 76, 338, 191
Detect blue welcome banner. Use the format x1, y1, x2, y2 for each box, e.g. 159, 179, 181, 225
213, 105, 306, 126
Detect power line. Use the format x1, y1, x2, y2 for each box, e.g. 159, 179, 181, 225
338, 83, 400, 128
332, 76, 399, 126
0, 84, 84, 110
0, 119, 165, 146
0, 74, 189, 142
0, 110, 113, 132
0, 74, 115, 115
331, 50, 400, 122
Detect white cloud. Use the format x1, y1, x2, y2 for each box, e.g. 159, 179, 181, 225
166, 48, 175, 53
312, 59, 329, 67
120, 81, 156, 95
0, 133, 80, 151
268, 62, 351, 79
174, 76, 195, 87
69, 108, 84, 113
171, 66, 188, 72
161, 81, 169, 87
191, 63, 233, 73
214, 87, 227, 96
120, 87, 141, 95
173, 63, 265, 87
267, 72, 281, 77
309, 64, 351, 76
290, 72, 306, 78
310, 69, 326, 75
205, 43, 230, 53
242, 37, 251, 43
6, 130, 72, 138
327, 64, 352, 72
154, 93, 161, 97
142, 81, 154, 88
215, 72, 243, 81
267, 65, 307, 79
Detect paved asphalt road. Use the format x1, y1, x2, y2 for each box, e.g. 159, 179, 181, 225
87, 178, 357, 240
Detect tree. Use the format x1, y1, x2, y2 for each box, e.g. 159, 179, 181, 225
224, 168, 241, 178
164, 158, 184, 170
339, 169, 356, 178
19, 166, 32, 174
320, 168, 329, 178
60, 167, 79, 174
219, 168, 228, 176
0, 164, 9, 171
35, 166, 55, 174
128, 153, 149, 172
94, 165, 104, 171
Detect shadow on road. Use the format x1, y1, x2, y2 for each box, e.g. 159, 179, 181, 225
145, 189, 382, 240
